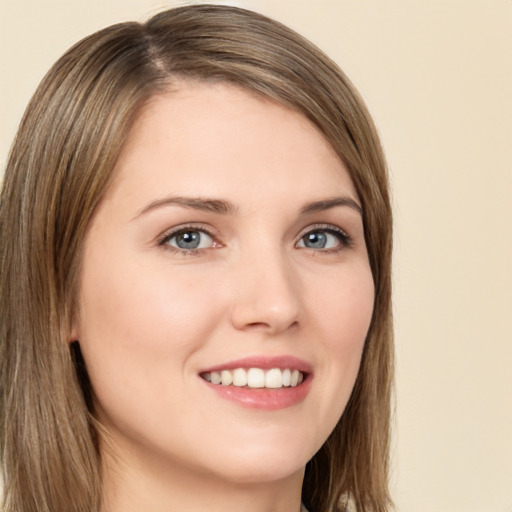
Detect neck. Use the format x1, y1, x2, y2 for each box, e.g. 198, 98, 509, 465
100, 439, 305, 512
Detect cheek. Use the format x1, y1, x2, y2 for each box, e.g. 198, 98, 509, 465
312, 263, 374, 351
306, 263, 374, 422
75, 265, 228, 455
79, 245, 218, 346
75, 248, 222, 411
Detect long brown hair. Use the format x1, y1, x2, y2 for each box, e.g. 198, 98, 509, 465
0, 5, 393, 512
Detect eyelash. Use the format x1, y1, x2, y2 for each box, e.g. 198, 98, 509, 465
298, 224, 353, 253
157, 223, 353, 255
157, 224, 216, 256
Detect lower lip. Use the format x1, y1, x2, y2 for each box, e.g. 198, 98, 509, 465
201, 377, 313, 410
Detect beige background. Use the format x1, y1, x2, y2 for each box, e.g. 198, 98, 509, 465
1, 1, 511, 511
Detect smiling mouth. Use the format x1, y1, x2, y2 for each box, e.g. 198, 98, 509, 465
200, 368, 305, 389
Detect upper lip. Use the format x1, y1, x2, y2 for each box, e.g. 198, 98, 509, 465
199, 355, 313, 374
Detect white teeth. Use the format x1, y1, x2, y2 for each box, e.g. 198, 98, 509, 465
202, 368, 305, 389
232, 368, 248, 387
247, 368, 265, 388
265, 368, 282, 388
221, 370, 233, 386
282, 368, 291, 386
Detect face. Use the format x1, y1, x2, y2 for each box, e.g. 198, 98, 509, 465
75, 83, 374, 486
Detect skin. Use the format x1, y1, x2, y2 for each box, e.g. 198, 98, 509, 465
73, 82, 375, 512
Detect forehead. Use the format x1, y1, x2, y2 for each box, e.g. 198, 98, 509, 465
107, 82, 357, 209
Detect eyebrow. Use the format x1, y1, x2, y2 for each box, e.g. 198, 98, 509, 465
133, 196, 238, 219
133, 194, 362, 220
300, 197, 363, 216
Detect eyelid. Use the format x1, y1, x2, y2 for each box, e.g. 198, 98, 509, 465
295, 223, 353, 250
155, 222, 353, 255
156, 223, 221, 251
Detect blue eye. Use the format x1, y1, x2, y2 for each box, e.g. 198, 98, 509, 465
297, 227, 350, 250
164, 229, 214, 251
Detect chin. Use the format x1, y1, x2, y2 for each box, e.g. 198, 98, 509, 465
193, 432, 315, 485
208, 455, 307, 486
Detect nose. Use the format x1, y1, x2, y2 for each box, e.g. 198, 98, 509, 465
229, 247, 301, 334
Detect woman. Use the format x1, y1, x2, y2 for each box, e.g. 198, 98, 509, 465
0, 4, 393, 512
